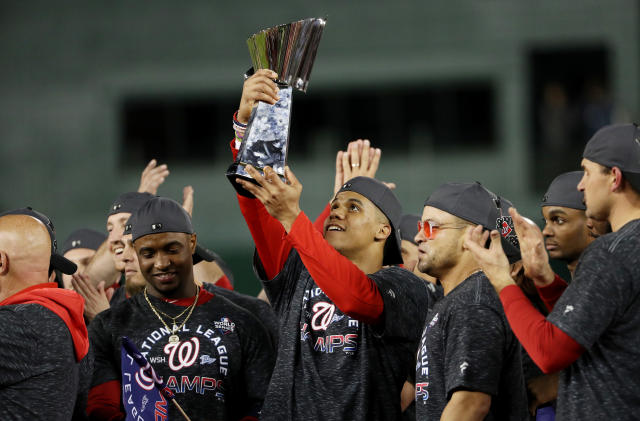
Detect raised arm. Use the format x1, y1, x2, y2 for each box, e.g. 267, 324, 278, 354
237, 165, 384, 324
463, 213, 583, 373
232, 70, 294, 279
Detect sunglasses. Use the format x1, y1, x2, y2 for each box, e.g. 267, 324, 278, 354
418, 220, 470, 239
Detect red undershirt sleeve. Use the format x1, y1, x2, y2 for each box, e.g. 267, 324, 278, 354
499, 284, 584, 374
535, 274, 568, 312
231, 139, 292, 279
286, 211, 384, 324
313, 202, 331, 233
87, 380, 124, 421
214, 275, 233, 290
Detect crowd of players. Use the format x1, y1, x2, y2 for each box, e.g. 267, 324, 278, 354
1, 68, 639, 421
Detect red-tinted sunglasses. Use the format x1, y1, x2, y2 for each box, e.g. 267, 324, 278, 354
418, 220, 470, 239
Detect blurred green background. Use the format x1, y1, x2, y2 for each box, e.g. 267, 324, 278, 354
0, 1, 638, 295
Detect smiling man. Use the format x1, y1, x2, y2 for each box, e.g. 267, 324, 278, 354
87, 197, 274, 421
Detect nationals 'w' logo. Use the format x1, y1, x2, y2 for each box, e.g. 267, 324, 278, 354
135, 361, 164, 391
163, 337, 200, 371
311, 302, 336, 331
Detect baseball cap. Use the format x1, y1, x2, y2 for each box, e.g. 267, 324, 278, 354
399, 214, 420, 245
424, 182, 521, 263
61, 228, 107, 255
131, 197, 194, 242
0, 207, 77, 274
540, 171, 585, 210
336, 177, 403, 265
583, 123, 640, 192
108, 192, 156, 216
125, 203, 216, 266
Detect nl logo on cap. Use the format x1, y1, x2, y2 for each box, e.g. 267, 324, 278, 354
151, 223, 163, 230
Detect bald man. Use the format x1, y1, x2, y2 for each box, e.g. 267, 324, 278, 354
0, 214, 89, 420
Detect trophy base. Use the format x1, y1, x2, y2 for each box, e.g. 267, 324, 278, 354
226, 163, 287, 198
226, 163, 259, 198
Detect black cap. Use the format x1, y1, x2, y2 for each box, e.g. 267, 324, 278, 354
424, 182, 521, 263
337, 177, 403, 265
399, 214, 420, 245
0, 207, 78, 275
583, 123, 640, 192
131, 197, 194, 242
540, 171, 585, 210
61, 228, 107, 255
108, 192, 156, 216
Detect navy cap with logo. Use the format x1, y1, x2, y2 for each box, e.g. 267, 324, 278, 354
583, 123, 640, 192
61, 228, 107, 255
0, 207, 78, 275
399, 214, 420, 245
540, 171, 585, 210
336, 176, 403, 266
108, 192, 156, 216
131, 197, 194, 243
125, 211, 217, 267
424, 182, 521, 263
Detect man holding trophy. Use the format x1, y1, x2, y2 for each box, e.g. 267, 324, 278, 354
228, 18, 436, 420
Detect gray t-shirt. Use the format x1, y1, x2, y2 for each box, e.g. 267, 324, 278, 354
257, 250, 436, 421
415, 272, 528, 420
548, 219, 640, 420
0, 304, 80, 420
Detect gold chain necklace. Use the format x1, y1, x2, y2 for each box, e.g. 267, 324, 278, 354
144, 286, 200, 344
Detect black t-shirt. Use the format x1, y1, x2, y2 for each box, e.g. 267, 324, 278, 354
202, 282, 279, 349
547, 219, 640, 420
0, 304, 80, 420
89, 291, 275, 420
415, 272, 528, 420
256, 250, 436, 421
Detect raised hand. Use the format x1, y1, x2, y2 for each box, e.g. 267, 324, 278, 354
333, 139, 394, 195
237, 69, 280, 125
71, 273, 111, 322
182, 185, 194, 217
509, 207, 555, 286
138, 159, 169, 195
463, 225, 515, 293
236, 165, 302, 232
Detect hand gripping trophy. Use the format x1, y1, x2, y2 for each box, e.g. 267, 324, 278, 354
226, 18, 326, 197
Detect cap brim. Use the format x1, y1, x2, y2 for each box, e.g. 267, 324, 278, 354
50, 253, 78, 275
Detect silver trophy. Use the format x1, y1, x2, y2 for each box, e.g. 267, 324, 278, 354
227, 18, 326, 197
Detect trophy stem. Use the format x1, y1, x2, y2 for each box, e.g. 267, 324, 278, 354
226, 86, 293, 198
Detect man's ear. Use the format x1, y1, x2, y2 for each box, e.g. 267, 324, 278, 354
189, 233, 197, 254
0, 251, 9, 276
375, 224, 392, 242
611, 167, 624, 192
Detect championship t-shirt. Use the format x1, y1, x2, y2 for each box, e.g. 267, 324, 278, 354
90, 290, 275, 420
415, 272, 528, 420
257, 250, 436, 421
547, 219, 640, 420
202, 282, 279, 349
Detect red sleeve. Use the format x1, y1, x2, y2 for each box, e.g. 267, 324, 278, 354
87, 380, 124, 421
231, 139, 293, 280
499, 284, 583, 374
313, 202, 331, 233
535, 274, 568, 311
215, 274, 234, 290
286, 211, 383, 324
